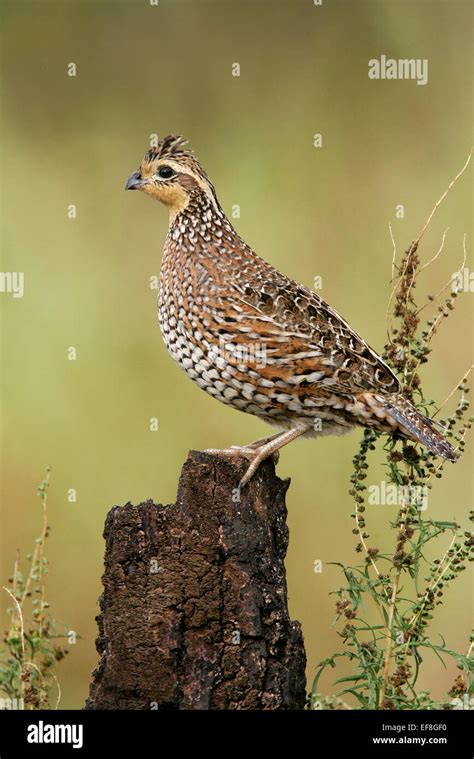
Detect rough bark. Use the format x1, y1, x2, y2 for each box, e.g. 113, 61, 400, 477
85, 450, 306, 710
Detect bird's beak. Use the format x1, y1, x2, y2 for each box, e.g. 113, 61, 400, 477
125, 171, 146, 191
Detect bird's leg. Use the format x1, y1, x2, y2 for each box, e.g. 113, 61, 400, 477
238, 424, 311, 488
204, 432, 281, 460
204, 445, 259, 460
233, 432, 282, 450
229, 433, 284, 467
205, 424, 311, 488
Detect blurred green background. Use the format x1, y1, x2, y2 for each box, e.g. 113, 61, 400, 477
1, 0, 472, 709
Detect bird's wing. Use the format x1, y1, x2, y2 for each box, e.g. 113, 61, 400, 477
223, 265, 400, 398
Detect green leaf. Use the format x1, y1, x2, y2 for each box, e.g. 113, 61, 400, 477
334, 674, 366, 684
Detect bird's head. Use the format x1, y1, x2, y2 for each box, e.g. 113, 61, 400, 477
125, 135, 218, 221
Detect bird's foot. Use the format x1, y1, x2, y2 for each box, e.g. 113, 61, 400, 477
204, 445, 258, 462
203, 444, 279, 490
205, 425, 310, 489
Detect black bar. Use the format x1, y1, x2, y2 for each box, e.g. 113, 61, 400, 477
0, 708, 471, 756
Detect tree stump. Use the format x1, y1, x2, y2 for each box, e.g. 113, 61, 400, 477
85, 450, 306, 710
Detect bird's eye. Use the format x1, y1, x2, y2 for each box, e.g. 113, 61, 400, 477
157, 166, 175, 179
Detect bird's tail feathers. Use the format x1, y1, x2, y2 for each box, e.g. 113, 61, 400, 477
385, 395, 458, 462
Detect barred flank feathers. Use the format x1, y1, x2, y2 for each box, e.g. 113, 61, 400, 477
386, 395, 458, 462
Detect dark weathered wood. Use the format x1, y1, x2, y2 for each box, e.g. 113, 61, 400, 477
85, 451, 306, 710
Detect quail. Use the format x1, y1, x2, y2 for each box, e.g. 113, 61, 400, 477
126, 135, 457, 487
